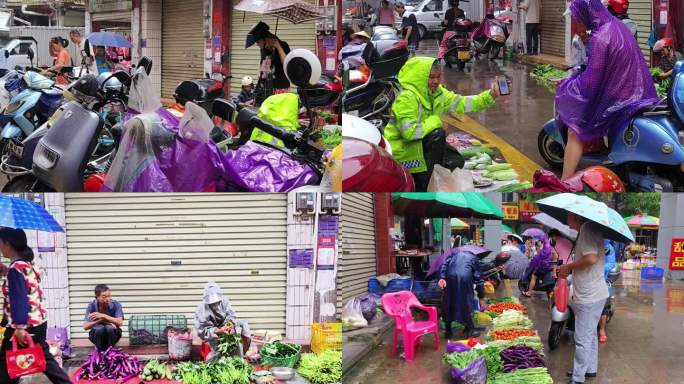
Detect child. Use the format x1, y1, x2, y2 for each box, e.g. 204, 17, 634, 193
235, 76, 255, 107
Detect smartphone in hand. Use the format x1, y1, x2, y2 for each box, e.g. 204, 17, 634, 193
497, 76, 511, 96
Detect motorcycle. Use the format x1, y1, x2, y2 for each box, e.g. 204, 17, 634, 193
471, 14, 509, 60
342, 113, 415, 192
0, 68, 69, 156
444, 18, 476, 70
547, 269, 620, 350
538, 59, 684, 192
1, 58, 153, 192
478, 251, 511, 289
341, 28, 408, 131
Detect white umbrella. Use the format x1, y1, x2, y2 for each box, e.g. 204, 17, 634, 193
235, 0, 324, 24
532, 212, 578, 240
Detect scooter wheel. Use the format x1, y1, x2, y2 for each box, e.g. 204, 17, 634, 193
548, 321, 564, 350
538, 129, 564, 169
2, 174, 39, 192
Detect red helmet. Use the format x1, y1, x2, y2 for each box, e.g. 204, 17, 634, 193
607, 0, 629, 14
580, 166, 626, 192
653, 38, 674, 53
342, 138, 415, 192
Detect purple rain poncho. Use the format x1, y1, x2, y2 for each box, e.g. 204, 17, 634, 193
555, 0, 660, 142
524, 232, 555, 280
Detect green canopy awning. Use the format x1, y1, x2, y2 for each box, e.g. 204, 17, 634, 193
480, 224, 514, 233
392, 193, 504, 219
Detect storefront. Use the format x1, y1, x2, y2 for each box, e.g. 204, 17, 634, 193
540, 0, 567, 57
339, 193, 377, 307
63, 193, 291, 342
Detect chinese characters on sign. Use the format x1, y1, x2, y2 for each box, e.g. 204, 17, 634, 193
670, 238, 684, 270
518, 199, 539, 221
502, 204, 519, 220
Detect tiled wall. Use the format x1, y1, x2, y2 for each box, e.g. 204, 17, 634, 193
140, 0, 162, 96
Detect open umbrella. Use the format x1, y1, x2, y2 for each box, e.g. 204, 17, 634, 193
522, 227, 547, 241
532, 212, 578, 240
427, 245, 491, 277
235, 0, 323, 24
624, 214, 659, 229
392, 193, 504, 219
87, 32, 133, 48
0, 195, 63, 232
450, 218, 469, 229
536, 193, 634, 243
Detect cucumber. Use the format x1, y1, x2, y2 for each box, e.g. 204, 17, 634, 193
464, 161, 477, 170
489, 170, 519, 181
475, 163, 487, 170
486, 163, 512, 172
459, 146, 495, 159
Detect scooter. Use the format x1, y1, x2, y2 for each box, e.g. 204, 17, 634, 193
341, 29, 408, 131
478, 251, 511, 289
1, 58, 153, 192
0, 68, 68, 156
444, 18, 476, 70
538, 60, 684, 192
547, 270, 619, 350
471, 14, 509, 60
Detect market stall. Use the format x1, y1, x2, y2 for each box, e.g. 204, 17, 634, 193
441, 297, 554, 384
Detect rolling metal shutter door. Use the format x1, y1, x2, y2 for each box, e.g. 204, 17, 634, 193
161, 0, 205, 98
91, 11, 131, 22
630, 0, 652, 65
541, 0, 566, 56
230, 0, 317, 95
339, 193, 376, 307
64, 193, 288, 340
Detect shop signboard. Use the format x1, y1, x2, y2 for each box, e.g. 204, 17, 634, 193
519, 199, 539, 221
502, 204, 519, 220
89, 0, 132, 13
669, 238, 684, 270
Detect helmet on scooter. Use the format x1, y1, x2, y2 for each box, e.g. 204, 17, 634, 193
653, 38, 674, 53
283, 48, 322, 88
297, 74, 342, 108
495, 252, 511, 265
69, 74, 100, 103
580, 166, 626, 192
606, 0, 629, 14
96, 72, 123, 93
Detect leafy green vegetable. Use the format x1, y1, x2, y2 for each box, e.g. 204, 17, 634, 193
531, 65, 569, 93
650, 68, 672, 98
174, 357, 252, 384
319, 126, 342, 148
491, 367, 553, 383
297, 350, 342, 384
443, 347, 503, 381
217, 322, 242, 357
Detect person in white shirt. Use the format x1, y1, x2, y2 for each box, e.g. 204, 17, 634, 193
520, 0, 540, 55
69, 29, 98, 75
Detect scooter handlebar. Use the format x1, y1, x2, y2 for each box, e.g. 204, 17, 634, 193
236, 108, 299, 149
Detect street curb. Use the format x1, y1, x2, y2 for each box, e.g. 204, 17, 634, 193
342, 316, 394, 375
513, 54, 570, 70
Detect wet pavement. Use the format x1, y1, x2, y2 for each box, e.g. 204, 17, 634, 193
415, 38, 555, 167
344, 270, 684, 384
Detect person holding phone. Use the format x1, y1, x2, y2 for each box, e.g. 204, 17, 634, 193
382, 57, 509, 191
0, 228, 71, 384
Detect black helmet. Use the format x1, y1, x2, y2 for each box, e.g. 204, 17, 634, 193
296, 74, 340, 108
69, 74, 100, 102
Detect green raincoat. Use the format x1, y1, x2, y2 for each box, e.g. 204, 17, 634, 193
250, 93, 299, 148
384, 57, 496, 174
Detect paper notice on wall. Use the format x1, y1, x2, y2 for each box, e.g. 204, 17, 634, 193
37, 231, 55, 253
326, 57, 335, 71
660, 10, 668, 25
317, 247, 336, 266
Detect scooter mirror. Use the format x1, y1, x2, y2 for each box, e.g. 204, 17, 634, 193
3, 50, 8, 59
211, 99, 236, 121
342, 68, 350, 90
137, 56, 153, 76
111, 70, 132, 87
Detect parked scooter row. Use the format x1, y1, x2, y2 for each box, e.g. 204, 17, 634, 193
444, 13, 511, 69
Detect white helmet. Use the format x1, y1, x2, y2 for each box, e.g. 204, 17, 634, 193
283, 48, 322, 87
241, 76, 253, 86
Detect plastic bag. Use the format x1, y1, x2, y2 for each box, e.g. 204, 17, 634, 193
569, 34, 587, 70
342, 298, 368, 328
427, 165, 475, 192
450, 356, 487, 384
46, 327, 72, 359
446, 340, 471, 354
554, 277, 569, 312
167, 327, 192, 361
358, 294, 378, 322
127, 67, 162, 113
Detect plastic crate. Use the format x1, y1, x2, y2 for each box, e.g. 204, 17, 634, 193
640, 266, 664, 280
411, 280, 442, 304
368, 277, 383, 295
260, 342, 302, 368
385, 277, 412, 293
128, 314, 187, 345
311, 323, 342, 353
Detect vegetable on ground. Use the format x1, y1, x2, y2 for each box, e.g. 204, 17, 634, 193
140, 359, 173, 382
486, 302, 526, 314
489, 328, 537, 341
499, 346, 546, 372
77, 347, 143, 381
297, 350, 342, 384
491, 367, 554, 383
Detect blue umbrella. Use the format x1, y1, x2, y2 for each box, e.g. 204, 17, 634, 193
0, 195, 64, 232
536, 193, 634, 244
87, 32, 133, 48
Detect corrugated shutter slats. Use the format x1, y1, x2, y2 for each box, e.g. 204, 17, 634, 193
541, 0, 566, 56
339, 193, 376, 307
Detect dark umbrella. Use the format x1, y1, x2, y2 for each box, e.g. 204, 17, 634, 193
427, 245, 491, 277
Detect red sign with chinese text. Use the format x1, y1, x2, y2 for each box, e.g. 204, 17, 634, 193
670, 238, 684, 270
519, 199, 539, 221
502, 204, 519, 220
